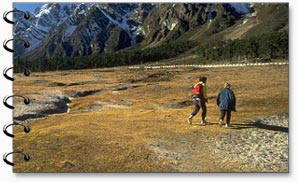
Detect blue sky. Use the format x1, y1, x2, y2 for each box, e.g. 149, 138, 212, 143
14, 3, 46, 13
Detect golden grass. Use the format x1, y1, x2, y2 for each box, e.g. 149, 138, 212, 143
13, 63, 288, 172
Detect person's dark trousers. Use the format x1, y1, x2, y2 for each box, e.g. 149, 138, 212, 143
220, 110, 231, 124
191, 100, 207, 120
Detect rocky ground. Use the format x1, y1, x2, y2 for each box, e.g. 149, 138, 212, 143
145, 113, 289, 172
13, 90, 71, 122
203, 113, 289, 172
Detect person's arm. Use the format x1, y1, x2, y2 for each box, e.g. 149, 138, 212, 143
203, 83, 208, 99
216, 92, 220, 106
231, 90, 236, 111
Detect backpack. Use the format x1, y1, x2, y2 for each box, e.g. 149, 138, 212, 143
192, 83, 203, 95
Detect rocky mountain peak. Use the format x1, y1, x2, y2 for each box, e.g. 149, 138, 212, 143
14, 3, 254, 59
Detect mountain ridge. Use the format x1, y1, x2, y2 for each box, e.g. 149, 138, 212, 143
13, 3, 288, 67
14, 3, 255, 59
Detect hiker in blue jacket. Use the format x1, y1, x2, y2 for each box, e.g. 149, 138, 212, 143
216, 82, 236, 127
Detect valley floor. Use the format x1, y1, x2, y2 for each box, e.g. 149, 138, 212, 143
13, 63, 288, 172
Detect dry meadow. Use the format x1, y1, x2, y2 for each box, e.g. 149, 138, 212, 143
13, 62, 288, 172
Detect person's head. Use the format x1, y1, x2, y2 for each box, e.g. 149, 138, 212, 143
199, 76, 207, 83
224, 82, 231, 88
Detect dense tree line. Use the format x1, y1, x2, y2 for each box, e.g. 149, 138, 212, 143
196, 31, 288, 63
14, 40, 197, 72
14, 31, 288, 72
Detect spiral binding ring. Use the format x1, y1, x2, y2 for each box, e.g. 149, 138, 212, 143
3, 67, 31, 81
2, 9, 33, 168
3, 151, 31, 166
3, 10, 30, 24
3, 122, 31, 138
3, 38, 30, 53
3, 95, 30, 110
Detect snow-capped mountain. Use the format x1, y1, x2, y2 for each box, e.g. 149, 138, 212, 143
14, 3, 74, 54
14, 3, 155, 56
14, 3, 254, 58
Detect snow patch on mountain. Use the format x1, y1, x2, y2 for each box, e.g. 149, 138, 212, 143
96, 5, 138, 45
241, 19, 249, 25
96, 5, 129, 31
35, 4, 51, 18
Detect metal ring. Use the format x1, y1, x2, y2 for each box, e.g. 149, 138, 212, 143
3, 122, 31, 138
3, 10, 30, 24
3, 67, 31, 81
3, 95, 30, 110
3, 151, 31, 166
3, 38, 30, 53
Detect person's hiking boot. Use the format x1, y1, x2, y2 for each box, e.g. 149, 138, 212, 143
219, 119, 223, 127
201, 119, 207, 125
188, 115, 193, 125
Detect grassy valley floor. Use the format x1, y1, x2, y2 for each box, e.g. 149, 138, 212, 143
13, 63, 288, 172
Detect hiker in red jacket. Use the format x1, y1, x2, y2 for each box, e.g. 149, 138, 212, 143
188, 76, 208, 125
